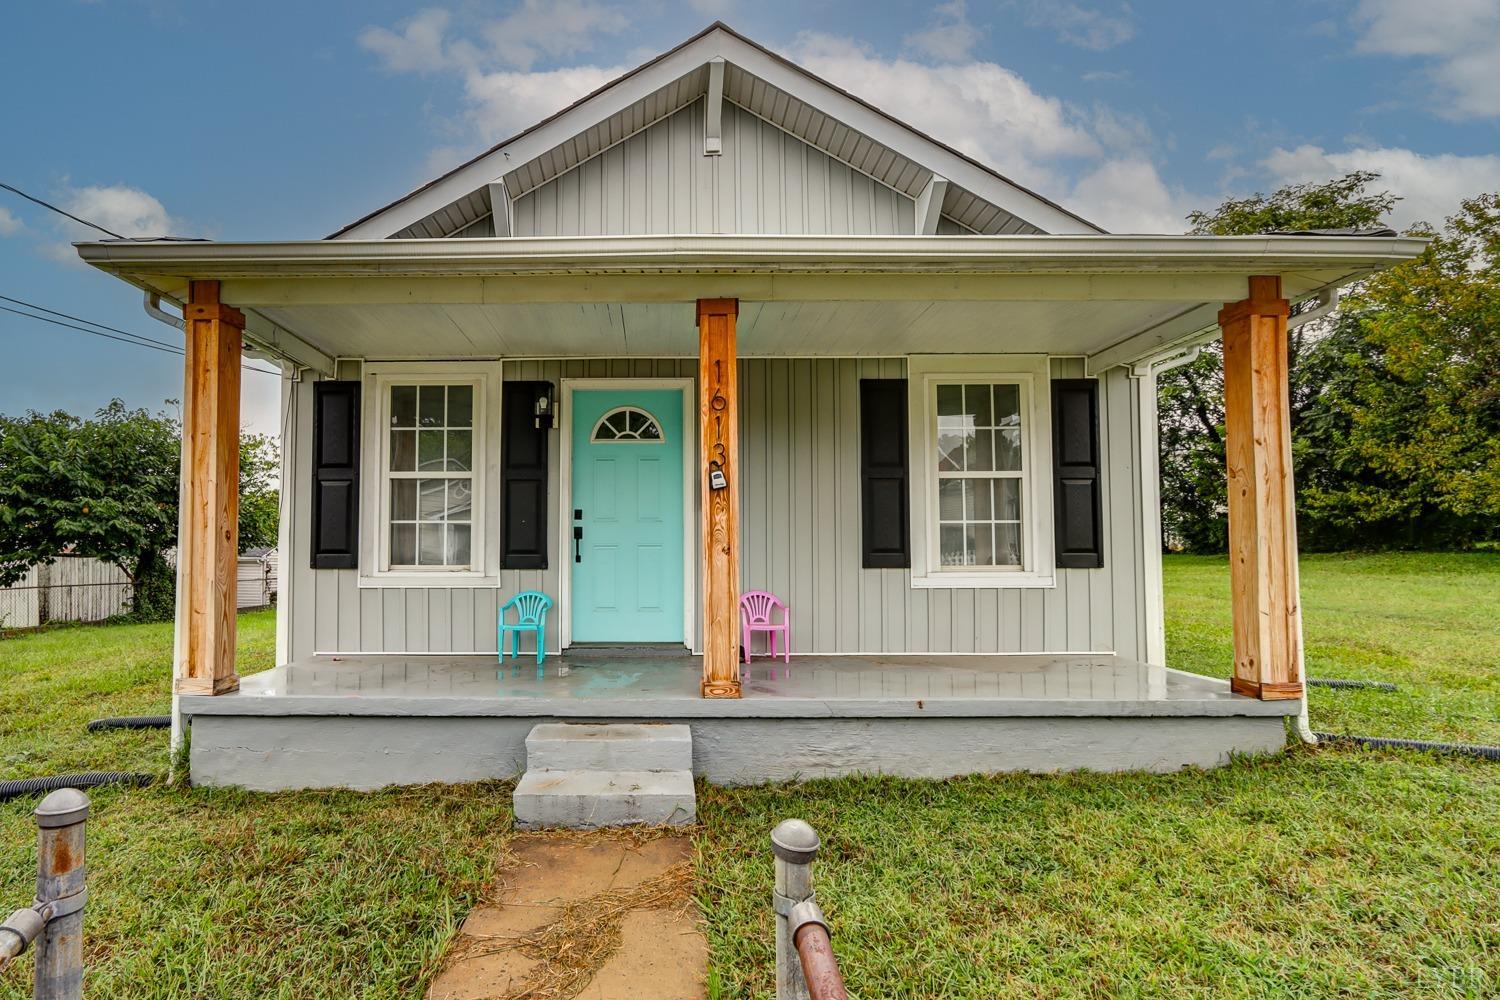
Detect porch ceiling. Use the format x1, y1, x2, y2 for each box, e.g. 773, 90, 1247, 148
76, 233, 1428, 370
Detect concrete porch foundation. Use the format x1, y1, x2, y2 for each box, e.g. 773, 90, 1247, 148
182, 653, 1296, 791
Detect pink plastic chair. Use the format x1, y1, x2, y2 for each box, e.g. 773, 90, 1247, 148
740, 590, 790, 663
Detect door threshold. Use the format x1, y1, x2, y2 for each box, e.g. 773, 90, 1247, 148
565, 643, 693, 659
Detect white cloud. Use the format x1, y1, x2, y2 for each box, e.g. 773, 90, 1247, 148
64, 184, 178, 238
685, 0, 734, 13
462, 62, 629, 141
361, 1, 628, 75
1067, 159, 1197, 234
34, 183, 182, 265
1353, 0, 1500, 119
1263, 144, 1500, 230
0, 206, 22, 237
904, 1, 984, 63
359, 8, 453, 74
785, 32, 1099, 193
481, 0, 629, 71
1018, 1, 1136, 51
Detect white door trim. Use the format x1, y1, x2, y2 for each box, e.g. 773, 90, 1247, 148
558, 378, 698, 651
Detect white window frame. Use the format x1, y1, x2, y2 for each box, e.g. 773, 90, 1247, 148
907, 355, 1056, 589
358, 361, 503, 587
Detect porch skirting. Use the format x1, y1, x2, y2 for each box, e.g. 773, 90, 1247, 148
181, 654, 1293, 791
186, 713, 1288, 791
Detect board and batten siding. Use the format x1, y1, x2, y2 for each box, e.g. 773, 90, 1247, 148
509, 99, 918, 237
280, 357, 1148, 663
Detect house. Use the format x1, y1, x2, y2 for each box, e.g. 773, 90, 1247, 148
235, 548, 278, 609
78, 23, 1425, 791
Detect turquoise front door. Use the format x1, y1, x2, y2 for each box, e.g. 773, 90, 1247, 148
570, 389, 685, 643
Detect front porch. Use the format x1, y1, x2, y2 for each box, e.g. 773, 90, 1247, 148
181, 652, 1295, 790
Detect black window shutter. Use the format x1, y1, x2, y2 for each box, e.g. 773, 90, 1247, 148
860, 378, 910, 568
1052, 378, 1104, 569
502, 381, 551, 570
310, 380, 360, 569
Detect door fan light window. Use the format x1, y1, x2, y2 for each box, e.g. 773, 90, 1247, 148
935, 382, 1025, 568
387, 384, 474, 569
592, 406, 664, 442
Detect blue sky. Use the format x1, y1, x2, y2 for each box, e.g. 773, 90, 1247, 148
3, 0, 1497, 436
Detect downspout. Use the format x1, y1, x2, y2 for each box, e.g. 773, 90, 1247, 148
143, 292, 191, 773
1281, 285, 1337, 746
1128, 345, 1201, 670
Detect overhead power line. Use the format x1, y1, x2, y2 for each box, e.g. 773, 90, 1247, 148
0, 180, 127, 239
0, 300, 279, 375
0, 293, 180, 352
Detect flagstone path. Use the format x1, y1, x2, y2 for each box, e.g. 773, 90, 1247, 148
427, 834, 708, 999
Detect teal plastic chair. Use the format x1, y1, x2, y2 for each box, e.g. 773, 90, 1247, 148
498, 591, 552, 665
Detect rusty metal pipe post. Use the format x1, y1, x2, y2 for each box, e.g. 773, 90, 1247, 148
34, 788, 89, 1000
771, 819, 819, 1000
789, 899, 847, 1000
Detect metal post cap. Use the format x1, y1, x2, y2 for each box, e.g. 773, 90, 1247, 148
34, 788, 90, 828
771, 819, 820, 864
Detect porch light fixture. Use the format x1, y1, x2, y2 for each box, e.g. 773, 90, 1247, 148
533, 384, 554, 430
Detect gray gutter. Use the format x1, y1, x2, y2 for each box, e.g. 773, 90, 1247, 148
76, 233, 1430, 277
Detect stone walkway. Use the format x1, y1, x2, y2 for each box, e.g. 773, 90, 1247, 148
427, 834, 708, 999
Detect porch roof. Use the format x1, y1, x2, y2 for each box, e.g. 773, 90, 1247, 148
76, 232, 1427, 374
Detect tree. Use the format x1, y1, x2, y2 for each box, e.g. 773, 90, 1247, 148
0, 401, 180, 617
1300, 194, 1500, 547
1158, 172, 1398, 550
0, 401, 283, 620
239, 433, 281, 553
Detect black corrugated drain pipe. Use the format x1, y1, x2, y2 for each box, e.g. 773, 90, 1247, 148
86, 715, 172, 732
1307, 678, 1398, 692
1314, 733, 1500, 762
0, 772, 152, 801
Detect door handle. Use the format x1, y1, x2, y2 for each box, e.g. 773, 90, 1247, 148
573, 525, 583, 563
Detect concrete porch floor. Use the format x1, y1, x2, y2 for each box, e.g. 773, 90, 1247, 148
180, 654, 1298, 791
185, 652, 1292, 719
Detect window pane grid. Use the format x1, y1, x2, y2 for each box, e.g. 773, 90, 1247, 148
387, 383, 475, 569
934, 381, 1026, 569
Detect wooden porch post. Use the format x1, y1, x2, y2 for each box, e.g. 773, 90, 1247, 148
697, 298, 742, 698
1219, 275, 1303, 700
175, 280, 243, 696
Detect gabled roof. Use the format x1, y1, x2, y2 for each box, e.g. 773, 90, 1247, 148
331, 22, 1103, 240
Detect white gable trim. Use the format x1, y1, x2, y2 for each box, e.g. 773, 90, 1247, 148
333, 23, 1099, 240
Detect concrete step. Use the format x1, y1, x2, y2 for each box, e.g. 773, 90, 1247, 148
526, 723, 693, 773
513, 769, 696, 829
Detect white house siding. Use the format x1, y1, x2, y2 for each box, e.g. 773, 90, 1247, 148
510, 100, 918, 237
279, 358, 1149, 664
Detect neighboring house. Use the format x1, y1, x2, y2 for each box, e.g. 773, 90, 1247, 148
78, 23, 1425, 790
236, 548, 278, 609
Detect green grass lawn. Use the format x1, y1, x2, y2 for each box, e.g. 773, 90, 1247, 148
0, 554, 1495, 998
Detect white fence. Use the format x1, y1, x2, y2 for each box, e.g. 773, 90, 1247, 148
0, 558, 132, 629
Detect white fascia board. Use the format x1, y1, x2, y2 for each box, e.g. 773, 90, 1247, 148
77, 234, 1432, 276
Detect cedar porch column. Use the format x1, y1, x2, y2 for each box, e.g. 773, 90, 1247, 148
1219, 275, 1303, 700
175, 280, 243, 695
697, 298, 742, 698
